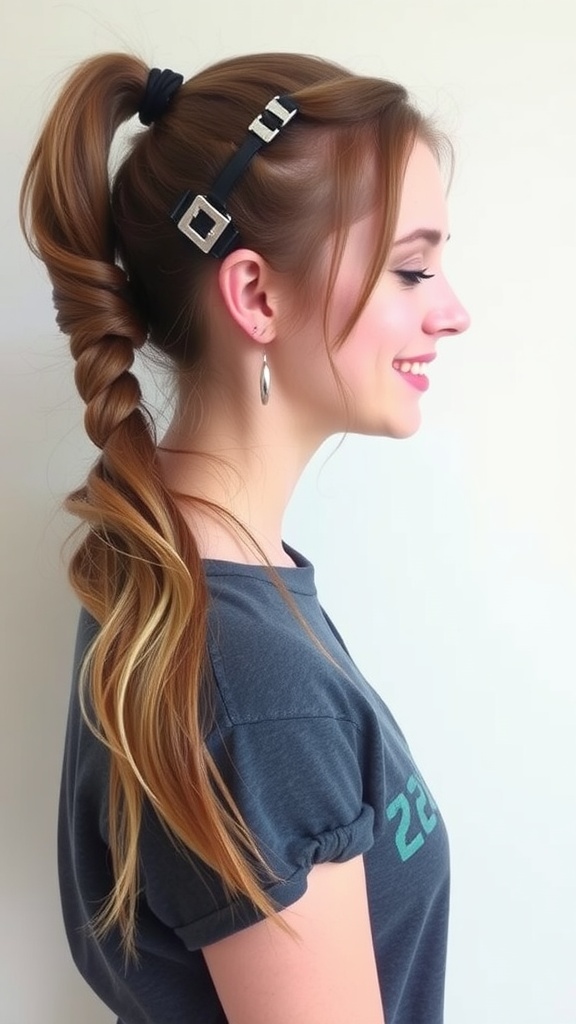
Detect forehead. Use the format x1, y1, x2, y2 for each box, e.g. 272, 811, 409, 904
395, 140, 448, 236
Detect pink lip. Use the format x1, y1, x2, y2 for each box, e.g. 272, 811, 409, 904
395, 369, 430, 392
394, 353, 437, 363
392, 353, 435, 393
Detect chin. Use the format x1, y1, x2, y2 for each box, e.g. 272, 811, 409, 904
361, 410, 423, 440
341, 398, 423, 439
389, 419, 422, 440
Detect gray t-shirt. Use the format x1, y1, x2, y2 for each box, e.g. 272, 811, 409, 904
59, 545, 450, 1023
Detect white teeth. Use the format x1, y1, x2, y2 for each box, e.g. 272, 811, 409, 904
395, 361, 426, 375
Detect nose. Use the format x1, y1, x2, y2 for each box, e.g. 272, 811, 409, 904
423, 281, 471, 338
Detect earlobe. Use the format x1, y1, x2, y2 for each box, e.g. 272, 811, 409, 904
217, 249, 276, 340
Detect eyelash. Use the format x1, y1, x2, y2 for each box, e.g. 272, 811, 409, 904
395, 269, 435, 286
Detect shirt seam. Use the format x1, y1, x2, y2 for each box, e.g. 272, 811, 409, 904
206, 712, 364, 737
206, 613, 358, 728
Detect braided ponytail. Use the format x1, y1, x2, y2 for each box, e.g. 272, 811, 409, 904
20, 53, 280, 954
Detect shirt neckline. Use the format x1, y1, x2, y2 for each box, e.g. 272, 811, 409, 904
202, 542, 316, 596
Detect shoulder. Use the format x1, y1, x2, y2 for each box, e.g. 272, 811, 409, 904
203, 559, 364, 729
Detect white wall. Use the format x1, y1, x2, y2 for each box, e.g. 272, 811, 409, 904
2, 1, 575, 1022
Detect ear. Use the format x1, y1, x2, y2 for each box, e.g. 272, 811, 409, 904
217, 249, 279, 341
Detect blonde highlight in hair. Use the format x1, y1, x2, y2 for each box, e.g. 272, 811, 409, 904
21, 50, 440, 954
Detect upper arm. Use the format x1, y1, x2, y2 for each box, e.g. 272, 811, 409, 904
202, 855, 385, 1024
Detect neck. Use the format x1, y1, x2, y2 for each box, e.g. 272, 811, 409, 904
156, 382, 325, 566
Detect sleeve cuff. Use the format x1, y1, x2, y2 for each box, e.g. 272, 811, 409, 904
175, 803, 375, 950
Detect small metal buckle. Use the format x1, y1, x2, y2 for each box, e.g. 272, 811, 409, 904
174, 194, 231, 254
249, 96, 297, 143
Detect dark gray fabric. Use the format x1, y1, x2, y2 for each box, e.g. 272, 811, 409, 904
58, 545, 450, 1023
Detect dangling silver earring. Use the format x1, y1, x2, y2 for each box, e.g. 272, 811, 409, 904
260, 352, 271, 405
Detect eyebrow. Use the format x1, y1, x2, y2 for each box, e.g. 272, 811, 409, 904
392, 229, 449, 248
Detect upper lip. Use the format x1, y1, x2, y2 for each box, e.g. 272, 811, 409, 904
394, 353, 437, 363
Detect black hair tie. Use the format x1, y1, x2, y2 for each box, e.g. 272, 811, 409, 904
138, 67, 184, 126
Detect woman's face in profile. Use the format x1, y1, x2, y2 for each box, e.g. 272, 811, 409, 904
277, 140, 471, 443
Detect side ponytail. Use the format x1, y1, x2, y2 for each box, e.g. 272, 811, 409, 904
20, 54, 280, 954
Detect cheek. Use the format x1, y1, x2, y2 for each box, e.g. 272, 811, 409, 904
338, 300, 415, 372
324, 273, 367, 340
374, 298, 418, 345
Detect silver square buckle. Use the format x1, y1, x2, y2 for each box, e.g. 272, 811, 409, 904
174, 194, 232, 254
249, 96, 297, 143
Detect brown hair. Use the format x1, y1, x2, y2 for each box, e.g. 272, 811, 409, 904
20, 50, 440, 954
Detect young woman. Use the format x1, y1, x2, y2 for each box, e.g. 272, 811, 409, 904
21, 51, 470, 1024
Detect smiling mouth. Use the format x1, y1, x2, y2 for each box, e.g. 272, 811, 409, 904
393, 361, 430, 392
392, 360, 428, 376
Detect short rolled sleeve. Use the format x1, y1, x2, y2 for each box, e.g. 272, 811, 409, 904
141, 714, 375, 950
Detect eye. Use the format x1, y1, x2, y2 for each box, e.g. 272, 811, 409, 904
395, 269, 435, 286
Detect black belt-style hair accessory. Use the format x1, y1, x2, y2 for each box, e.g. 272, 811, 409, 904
170, 95, 299, 259
138, 67, 184, 126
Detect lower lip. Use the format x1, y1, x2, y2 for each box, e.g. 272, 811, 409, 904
394, 368, 430, 392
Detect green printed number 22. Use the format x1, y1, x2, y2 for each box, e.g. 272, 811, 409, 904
386, 774, 438, 862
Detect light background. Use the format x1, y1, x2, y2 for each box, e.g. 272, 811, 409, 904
2, 1, 575, 1022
